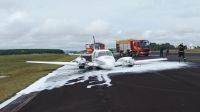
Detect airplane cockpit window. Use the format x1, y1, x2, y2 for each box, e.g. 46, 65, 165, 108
95, 51, 113, 58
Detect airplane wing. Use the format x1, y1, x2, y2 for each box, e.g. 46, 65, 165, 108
87, 62, 99, 67
69, 53, 92, 57
26, 61, 78, 66
134, 58, 168, 64
115, 57, 168, 67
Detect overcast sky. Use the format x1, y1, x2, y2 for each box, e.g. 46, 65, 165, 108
0, 0, 199, 50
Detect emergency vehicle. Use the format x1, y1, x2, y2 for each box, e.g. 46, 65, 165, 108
116, 39, 150, 56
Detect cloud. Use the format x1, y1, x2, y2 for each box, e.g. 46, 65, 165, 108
31, 18, 82, 38
0, 0, 200, 49
85, 20, 112, 36
0, 17, 113, 49
0, 11, 32, 38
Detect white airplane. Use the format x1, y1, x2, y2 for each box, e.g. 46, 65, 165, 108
27, 49, 167, 70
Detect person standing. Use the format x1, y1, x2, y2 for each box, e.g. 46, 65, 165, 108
178, 43, 186, 62
160, 46, 164, 57
126, 49, 130, 57
166, 48, 169, 57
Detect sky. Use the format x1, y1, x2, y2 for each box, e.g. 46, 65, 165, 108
0, 0, 199, 50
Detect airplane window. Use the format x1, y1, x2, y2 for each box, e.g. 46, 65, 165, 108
98, 52, 105, 57
95, 51, 113, 58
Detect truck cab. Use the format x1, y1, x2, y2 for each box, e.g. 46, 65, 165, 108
132, 40, 150, 56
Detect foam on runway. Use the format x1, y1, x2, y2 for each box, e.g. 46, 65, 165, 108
0, 61, 189, 109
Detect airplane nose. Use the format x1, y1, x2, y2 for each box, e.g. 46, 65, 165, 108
97, 56, 115, 69
102, 59, 115, 69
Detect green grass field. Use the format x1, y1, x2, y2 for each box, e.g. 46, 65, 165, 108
186, 48, 200, 53
0, 54, 76, 103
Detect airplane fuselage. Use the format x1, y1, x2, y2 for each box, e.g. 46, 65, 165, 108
91, 50, 116, 70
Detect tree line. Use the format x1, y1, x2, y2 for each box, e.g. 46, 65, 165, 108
0, 49, 64, 55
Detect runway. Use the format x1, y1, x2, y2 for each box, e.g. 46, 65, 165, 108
1, 53, 200, 112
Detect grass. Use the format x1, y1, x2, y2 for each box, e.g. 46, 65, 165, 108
186, 48, 200, 53
0, 54, 76, 103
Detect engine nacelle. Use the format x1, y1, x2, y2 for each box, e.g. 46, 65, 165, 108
75, 57, 87, 69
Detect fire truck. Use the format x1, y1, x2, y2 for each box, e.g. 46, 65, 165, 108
85, 42, 105, 54
116, 39, 150, 56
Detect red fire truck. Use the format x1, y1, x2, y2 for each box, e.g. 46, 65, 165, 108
85, 42, 105, 54
116, 39, 150, 56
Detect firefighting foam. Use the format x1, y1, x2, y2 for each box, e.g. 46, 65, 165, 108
0, 61, 189, 109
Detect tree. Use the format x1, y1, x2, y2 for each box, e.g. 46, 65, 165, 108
150, 42, 175, 51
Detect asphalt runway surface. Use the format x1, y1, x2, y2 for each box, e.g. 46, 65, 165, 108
1, 53, 200, 112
